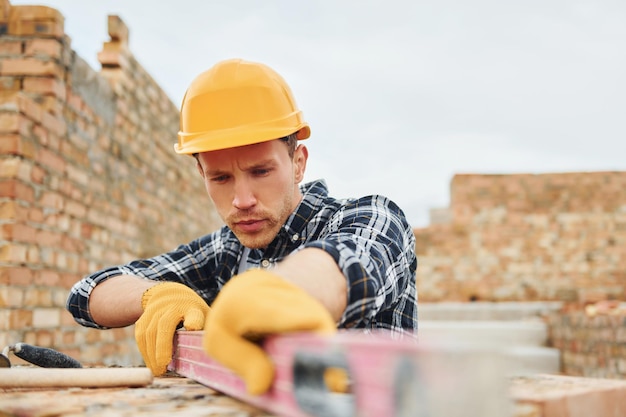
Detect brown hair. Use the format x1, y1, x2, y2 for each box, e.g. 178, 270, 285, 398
280, 132, 299, 158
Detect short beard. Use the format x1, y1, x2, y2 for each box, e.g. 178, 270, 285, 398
227, 192, 295, 249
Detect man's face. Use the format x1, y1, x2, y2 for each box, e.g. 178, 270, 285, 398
196, 139, 308, 249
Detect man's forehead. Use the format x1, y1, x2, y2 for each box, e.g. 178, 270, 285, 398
197, 140, 286, 168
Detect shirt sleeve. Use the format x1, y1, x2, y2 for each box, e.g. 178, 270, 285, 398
65, 231, 225, 329
303, 195, 418, 334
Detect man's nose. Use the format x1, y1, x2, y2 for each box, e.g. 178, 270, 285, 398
232, 179, 257, 210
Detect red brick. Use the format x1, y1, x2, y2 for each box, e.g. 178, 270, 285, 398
0, 76, 21, 91
32, 307, 60, 327
36, 148, 66, 175
0, 286, 23, 308
101, 342, 118, 358
34, 228, 62, 246
39, 190, 64, 211
7, 14, 64, 38
60, 315, 78, 330
63, 145, 90, 169
66, 91, 84, 113
0, 180, 35, 203
34, 270, 59, 287
0, 133, 37, 157
24, 288, 53, 307
24, 38, 62, 58
0, 310, 8, 331
23, 76, 66, 99
28, 206, 44, 223
35, 329, 54, 346
0, 112, 19, 132
97, 44, 130, 69
9, 4, 63, 21
79, 222, 93, 239
40, 95, 64, 116
0, 266, 33, 286
60, 272, 81, 290
0, 57, 62, 77
61, 235, 84, 253
1, 222, 37, 243
16, 93, 43, 123
85, 329, 102, 344
112, 327, 132, 341
64, 199, 86, 218
0, 40, 22, 55
41, 110, 66, 136
0, 158, 20, 179
61, 330, 75, 345
9, 308, 32, 329
0, 200, 17, 221
30, 162, 45, 184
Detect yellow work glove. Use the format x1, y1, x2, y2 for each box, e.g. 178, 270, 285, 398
203, 269, 337, 395
135, 282, 210, 375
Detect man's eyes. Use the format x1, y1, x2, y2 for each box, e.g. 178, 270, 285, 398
252, 168, 271, 176
210, 175, 229, 183
209, 168, 272, 182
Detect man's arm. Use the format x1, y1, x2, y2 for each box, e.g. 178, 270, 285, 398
89, 275, 158, 328
67, 232, 223, 329
272, 247, 347, 322
202, 248, 344, 395
85, 247, 347, 328
300, 196, 418, 332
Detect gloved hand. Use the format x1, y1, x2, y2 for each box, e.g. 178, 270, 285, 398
135, 282, 210, 375
203, 269, 337, 395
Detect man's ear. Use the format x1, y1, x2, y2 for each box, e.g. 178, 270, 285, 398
294, 145, 308, 183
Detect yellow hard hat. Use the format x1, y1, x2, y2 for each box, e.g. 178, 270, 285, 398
175, 59, 310, 154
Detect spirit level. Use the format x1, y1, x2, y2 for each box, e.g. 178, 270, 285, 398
168, 330, 512, 417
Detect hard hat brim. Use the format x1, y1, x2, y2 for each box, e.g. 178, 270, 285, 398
175, 123, 310, 154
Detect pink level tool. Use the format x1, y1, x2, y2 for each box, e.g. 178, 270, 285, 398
169, 330, 426, 417
168, 330, 513, 417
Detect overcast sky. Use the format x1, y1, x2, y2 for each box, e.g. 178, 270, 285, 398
12, 0, 626, 227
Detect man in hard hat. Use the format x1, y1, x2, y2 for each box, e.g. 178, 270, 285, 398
67, 58, 417, 395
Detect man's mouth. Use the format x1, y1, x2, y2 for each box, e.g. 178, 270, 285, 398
234, 219, 265, 233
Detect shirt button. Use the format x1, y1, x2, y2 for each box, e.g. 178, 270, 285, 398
261, 259, 271, 268
292, 233, 299, 241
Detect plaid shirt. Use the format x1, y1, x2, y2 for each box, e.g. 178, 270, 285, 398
67, 180, 418, 337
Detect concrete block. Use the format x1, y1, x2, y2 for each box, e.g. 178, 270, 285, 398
419, 320, 549, 346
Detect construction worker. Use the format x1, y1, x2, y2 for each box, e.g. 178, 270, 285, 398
66, 58, 417, 395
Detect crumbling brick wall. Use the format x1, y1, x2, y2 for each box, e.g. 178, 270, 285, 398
415, 172, 626, 302
0, 1, 221, 366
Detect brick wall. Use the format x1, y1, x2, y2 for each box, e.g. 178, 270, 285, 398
415, 173, 626, 379
415, 172, 626, 303
0, 1, 221, 366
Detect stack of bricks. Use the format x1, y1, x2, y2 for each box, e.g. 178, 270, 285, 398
547, 302, 626, 379
0, 0, 221, 366
415, 172, 626, 380
414, 172, 626, 303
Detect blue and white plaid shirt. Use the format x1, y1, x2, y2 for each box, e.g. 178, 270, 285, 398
67, 180, 418, 337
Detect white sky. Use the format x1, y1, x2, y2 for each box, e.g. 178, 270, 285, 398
11, 0, 626, 227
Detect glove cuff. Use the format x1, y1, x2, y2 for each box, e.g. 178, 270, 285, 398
141, 281, 185, 310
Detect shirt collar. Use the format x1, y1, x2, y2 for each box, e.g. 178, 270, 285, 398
281, 179, 329, 242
